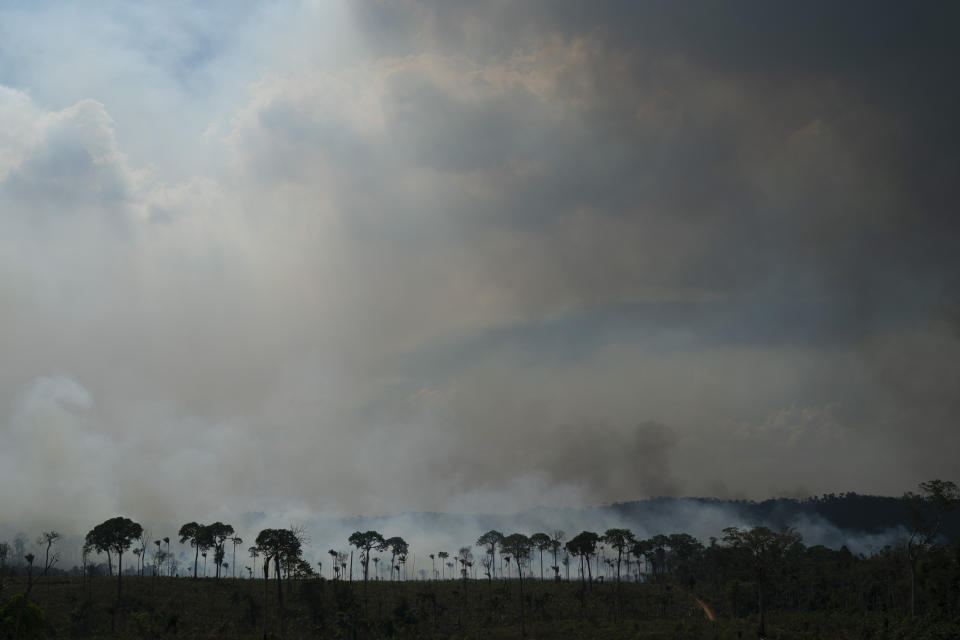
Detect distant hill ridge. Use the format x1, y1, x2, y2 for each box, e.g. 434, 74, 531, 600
600, 494, 960, 540
310, 493, 960, 544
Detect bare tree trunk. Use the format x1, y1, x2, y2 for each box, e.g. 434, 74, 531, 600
516, 559, 526, 636
263, 558, 270, 639
117, 551, 123, 601
275, 554, 285, 637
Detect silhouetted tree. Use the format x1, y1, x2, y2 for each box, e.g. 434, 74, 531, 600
163, 537, 170, 576
438, 551, 449, 579
85, 516, 143, 600
256, 528, 302, 637
327, 549, 338, 580
723, 525, 802, 638
348, 530, 385, 588
203, 522, 235, 580
904, 479, 960, 616
566, 531, 599, 585
550, 530, 566, 581
230, 536, 242, 579
457, 546, 473, 581
178, 522, 208, 580
665, 533, 704, 588
601, 528, 635, 584
477, 530, 503, 579
384, 536, 409, 581
501, 534, 533, 636
530, 532, 551, 581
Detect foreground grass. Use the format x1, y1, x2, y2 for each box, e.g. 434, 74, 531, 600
2, 575, 958, 639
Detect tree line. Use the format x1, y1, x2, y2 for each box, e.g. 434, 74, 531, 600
1, 479, 957, 638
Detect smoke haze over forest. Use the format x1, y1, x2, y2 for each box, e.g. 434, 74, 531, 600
1, 1, 958, 531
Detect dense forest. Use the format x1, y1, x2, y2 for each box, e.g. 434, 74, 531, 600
0, 480, 957, 639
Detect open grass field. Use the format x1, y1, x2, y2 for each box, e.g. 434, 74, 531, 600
3, 575, 959, 639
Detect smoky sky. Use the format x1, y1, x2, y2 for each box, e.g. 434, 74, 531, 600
0, 0, 958, 533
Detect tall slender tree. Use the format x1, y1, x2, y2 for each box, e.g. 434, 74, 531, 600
163, 537, 170, 576
722, 525, 802, 638
550, 530, 566, 581
384, 536, 409, 581
255, 528, 302, 638
230, 536, 243, 579
501, 534, 533, 636
566, 531, 599, 586
601, 529, 635, 584
348, 530, 385, 588
178, 522, 207, 579
204, 522, 235, 580
530, 533, 551, 581
477, 530, 503, 579
903, 479, 960, 616
438, 551, 449, 579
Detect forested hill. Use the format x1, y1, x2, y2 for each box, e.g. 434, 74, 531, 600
601, 493, 960, 541
274, 492, 960, 561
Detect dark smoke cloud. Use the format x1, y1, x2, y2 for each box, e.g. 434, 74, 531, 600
0, 1, 957, 531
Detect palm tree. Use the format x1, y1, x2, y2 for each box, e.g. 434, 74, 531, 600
457, 547, 473, 582
231, 537, 243, 579
429, 553, 436, 579
163, 537, 170, 576
327, 549, 338, 579
438, 551, 449, 579
399, 554, 408, 581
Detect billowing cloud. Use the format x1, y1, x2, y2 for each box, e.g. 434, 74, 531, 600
0, 0, 957, 543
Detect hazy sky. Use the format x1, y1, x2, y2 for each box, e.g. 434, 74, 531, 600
1, 0, 958, 530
